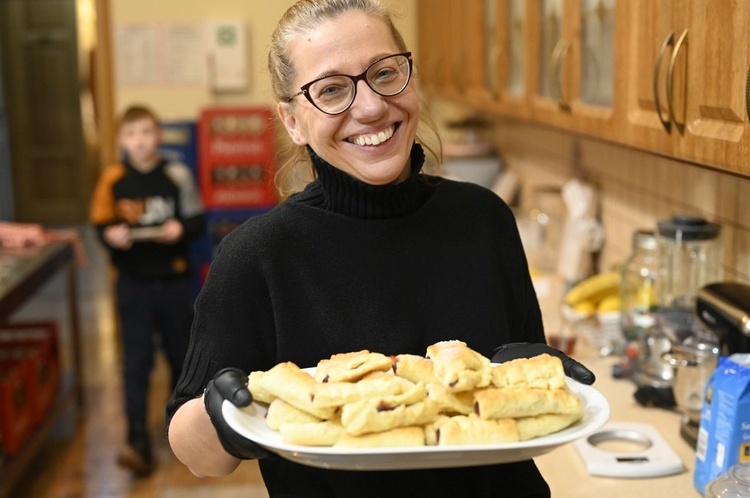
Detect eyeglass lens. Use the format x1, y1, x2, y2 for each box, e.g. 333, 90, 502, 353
307, 54, 410, 114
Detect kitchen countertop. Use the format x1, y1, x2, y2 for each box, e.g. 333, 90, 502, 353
535, 345, 703, 498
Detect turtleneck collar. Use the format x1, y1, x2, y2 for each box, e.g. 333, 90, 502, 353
294, 143, 435, 220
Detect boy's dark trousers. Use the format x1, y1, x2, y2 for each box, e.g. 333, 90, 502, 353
116, 273, 193, 445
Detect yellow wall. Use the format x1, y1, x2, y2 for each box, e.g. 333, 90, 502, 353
110, 0, 418, 120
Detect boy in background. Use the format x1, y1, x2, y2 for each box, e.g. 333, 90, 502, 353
90, 105, 205, 475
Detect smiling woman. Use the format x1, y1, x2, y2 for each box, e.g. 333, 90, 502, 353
166, 1, 594, 497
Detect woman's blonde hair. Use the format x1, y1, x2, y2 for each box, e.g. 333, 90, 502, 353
268, 0, 441, 196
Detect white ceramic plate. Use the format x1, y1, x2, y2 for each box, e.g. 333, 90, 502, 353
222, 367, 611, 471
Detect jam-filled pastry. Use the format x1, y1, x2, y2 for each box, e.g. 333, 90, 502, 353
259, 362, 336, 420
279, 419, 344, 446
491, 354, 566, 390
392, 354, 437, 384
247, 370, 275, 404
312, 373, 415, 408
426, 340, 491, 392
423, 415, 451, 445
340, 383, 439, 436
515, 412, 582, 441
435, 414, 519, 446
265, 398, 321, 431
314, 350, 393, 383
473, 387, 583, 420
334, 426, 425, 448
426, 381, 475, 415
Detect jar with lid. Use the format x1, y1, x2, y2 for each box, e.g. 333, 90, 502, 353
704, 462, 750, 497
657, 216, 722, 311
620, 230, 659, 345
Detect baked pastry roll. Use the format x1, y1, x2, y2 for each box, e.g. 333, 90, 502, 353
247, 370, 275, 404
435, 414, 519, 446
266, 398, 321, 431
334, 426, 425, 448
392, 354, 437, 384
313, 373, 414, 408
340, 383, 439, 436
473, 387, 583, 420
423, 415, 451, 446
259, 362, 336, 420
515, 412, 582, 441
279, 420, 344, 446
314, 350, 393, 383
426, 381, 475, 415
491, 354, 566, 390
426, 340, 491, 392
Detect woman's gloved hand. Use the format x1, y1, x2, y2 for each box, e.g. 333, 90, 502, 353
203, 367, 272, 460
491, 342, 596, 385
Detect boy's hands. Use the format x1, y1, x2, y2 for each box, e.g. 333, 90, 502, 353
103, 223, 133, 250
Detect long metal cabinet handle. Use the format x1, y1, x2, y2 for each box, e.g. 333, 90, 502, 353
549, 39, 572, 109
488, 44, 503, 99
746, 67, 750, 122
667, 29, 688, 135
653, 31, 675, 134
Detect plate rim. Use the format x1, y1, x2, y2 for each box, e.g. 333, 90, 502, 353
222, 365, 611, 467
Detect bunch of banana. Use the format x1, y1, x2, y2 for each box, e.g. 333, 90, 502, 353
564, 271, 621, 316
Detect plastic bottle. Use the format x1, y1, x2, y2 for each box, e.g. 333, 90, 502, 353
705, 462, 750, 497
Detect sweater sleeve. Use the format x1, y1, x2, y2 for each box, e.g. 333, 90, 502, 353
166, 221, 276, 424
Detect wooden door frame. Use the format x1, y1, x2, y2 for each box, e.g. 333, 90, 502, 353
94, 0, 116, 170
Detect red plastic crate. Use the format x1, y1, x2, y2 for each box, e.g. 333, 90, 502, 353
0, 357, 37, 454
198, 107, 278, 209
0, 322, 60, 425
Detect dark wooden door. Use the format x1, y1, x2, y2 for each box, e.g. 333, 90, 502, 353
0, 0, 90, 223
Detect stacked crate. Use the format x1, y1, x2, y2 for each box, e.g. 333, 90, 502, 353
0, 322, 60, 455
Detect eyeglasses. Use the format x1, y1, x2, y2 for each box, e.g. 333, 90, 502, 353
286, 52, 412, 115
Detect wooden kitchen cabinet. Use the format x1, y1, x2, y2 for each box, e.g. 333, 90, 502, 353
417, 0, 750, 176
622, 0, 750, 175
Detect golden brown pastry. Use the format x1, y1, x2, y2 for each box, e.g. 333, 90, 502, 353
259, 362, 336, 419
314, 350, 393, 383
312, 373, 415, 407
266, 399, 321, 431
334, 426, 425, 448
490, 354, 566, 391
435, 414, 519, 446
279, 420, 344, 446
426, 340, 491, 392
426, 381, 475, 415
515, 412, 582, 441
340, 383, 439, 436
392, 354, 437, 384
423, 415, 451, 446
473, 387, 583, 420
247, 370, 275, 404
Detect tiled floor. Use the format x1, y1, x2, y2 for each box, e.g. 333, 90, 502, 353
8, 226, 268, 498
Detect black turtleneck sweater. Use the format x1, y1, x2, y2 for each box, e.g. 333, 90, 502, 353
167, 144, 549, 498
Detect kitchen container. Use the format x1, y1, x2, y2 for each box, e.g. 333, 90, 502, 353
620, 230, 659, 345
657, 216, 722, 311
704, 460, 750, 497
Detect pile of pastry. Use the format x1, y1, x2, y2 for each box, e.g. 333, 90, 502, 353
246, 340, 583, 448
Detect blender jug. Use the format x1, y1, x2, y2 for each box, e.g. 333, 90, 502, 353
656, 216, 722, 311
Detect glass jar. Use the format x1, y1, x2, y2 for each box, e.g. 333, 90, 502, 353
620, 230, 659, 345
705, 462, 750, 497
657, 216, 722, 311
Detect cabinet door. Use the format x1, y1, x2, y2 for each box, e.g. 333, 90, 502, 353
529, 0, 618, 137
622, 0, 684, 153
677, 0, 750, 175
489, 0, 532, 118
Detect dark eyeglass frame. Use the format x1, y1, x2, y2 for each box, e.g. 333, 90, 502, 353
285, 52, 413, 115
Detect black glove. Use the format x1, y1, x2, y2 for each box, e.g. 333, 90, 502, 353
491, 342, 596, 385
204, 367, 272, 460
